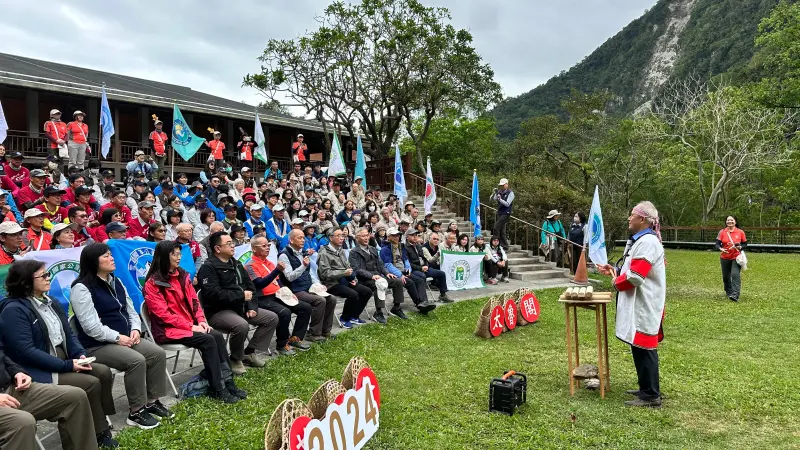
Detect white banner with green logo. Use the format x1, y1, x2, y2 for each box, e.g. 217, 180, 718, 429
440, 250, 485, 291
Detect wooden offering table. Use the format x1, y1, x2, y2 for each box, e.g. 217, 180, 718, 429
559, 291, 612, 398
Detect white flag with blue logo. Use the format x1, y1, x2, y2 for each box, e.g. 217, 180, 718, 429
327, 130, 346, 176
393, 145, 407, 202
253, 113, 267, 163
99, 86, 115, 158
588, 185, 607, 265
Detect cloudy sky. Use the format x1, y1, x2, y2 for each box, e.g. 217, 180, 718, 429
0, 0, 656, 115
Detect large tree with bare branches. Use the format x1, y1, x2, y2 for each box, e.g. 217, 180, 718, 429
243, 0, 502, 167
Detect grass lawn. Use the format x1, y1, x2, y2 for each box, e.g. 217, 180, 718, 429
118, 250, 800, 449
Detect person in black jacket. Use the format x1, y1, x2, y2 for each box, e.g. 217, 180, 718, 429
197, 231, 279, 375
0, 260, 118, 448
405, 230, 452, 303
349, 227, 405, 324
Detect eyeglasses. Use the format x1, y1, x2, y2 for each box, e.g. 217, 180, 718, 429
34, 272, 51, 280
218, 241, 235, 248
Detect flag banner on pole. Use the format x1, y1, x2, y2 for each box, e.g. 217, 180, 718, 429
441, 250, 485, 290
234, 243, 278, 267
100, 86, 115, 159
393, 145, 407, 202
327, 130, 346, 176
20, 247, 84, 311
253, 113, 268, 163
588, 185, 608, 265
424, 157, 436, 215
172, 104, 205, 161
107, 240, 197, 312
355, 135, 367, 185
470, 171, 481, 237
0, 100, 8, 144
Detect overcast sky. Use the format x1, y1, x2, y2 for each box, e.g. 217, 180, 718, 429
0, 0, 656, 115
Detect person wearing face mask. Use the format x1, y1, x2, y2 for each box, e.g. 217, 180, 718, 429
345, 210, 363, 237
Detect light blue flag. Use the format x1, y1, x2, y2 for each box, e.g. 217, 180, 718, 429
172, 104, 205, 161
107, 240, 197, 312
99, 86, 114, 158
470, 170, 481, 238
355, 135, 367, 185
588, 185, 608, 265
393, 145, 407, 202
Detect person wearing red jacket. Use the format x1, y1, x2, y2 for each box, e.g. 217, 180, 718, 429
63, 173, 98, 206
43, 109, 68, 160
237, 132, 254, 169
67, 206, 95, 247
143, 241, 244, 403
149, 115, 168, 179
99, 190, 132, 224
0, 163, 20, 196
292, 134, 308, 163
204, 129, 225, 167
66, 110, 90, 170
16, 169, 49, 212
4, 151, 30, 188
69, 185, 99, 223
34, 186, 70, 230
128, 201, 157, 240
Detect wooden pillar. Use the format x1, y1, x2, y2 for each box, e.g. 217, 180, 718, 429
226, 119, 234, 159
113, 107, 121, 178
25, 91, 39, 134
139, 106, 150, 144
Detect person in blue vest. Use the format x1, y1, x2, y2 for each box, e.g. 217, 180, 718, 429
244, 204, 268, 238
379, 228, 436, 314
490, 178, 514, 250
303, 223, 321, 253
266, 204, 291, 249
0, 259, 119, 448
70, 243, 173, 430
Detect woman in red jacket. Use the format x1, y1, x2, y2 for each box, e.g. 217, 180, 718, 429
715, 215, 747, 302
143, 241, 245, 403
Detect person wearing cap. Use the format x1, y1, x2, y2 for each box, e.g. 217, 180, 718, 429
91, 169, 116, 207
406, 229, 452, 302
237, 166, 257, 190
378, 228, 435, 315
266, 204, 291, 250
34, 185, 69, 230
397, 219, 411, 245
149, 115, 169, 177
230, 224, 250, 247
416, 221, 431, 244
99, 190, 132, 224
127, 201, 158, 240
302, 223, 322, 253
0, 189, 22, 224
349, 227, 405, 324
21, 208, 51, 251
292, 134, 308, 163
221, 204, 243, 232
67, 206, 95, 247
4, 151, 30, 189
126, 151, 158, 183
15, 169, 48, 212
0, 157, 20, 196
68, 184, 99, 224
289, 217, 305, 232
105, 222, 128, 240
0, 222, 30, 265
66, 110, 90, 170
541, 209, 566, 264
42, 109, 68, 161
237, 132, 254, 167
400, 201, 415, 224
49, 222, 77, 249
264, 160, 283, 182
204, 129, 226, 167
490, 178, 515, 250
198, 231, 280, 373
316, 228, 370, 329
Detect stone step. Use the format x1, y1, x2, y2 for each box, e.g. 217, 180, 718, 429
509, 263, 553, 273
507, 257, 538, 265
510, 269, 571, 281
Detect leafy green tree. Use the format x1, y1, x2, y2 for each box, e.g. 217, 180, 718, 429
752, 0, 800, 108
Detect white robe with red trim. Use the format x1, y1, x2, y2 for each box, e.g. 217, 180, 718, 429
614, 233, 666, 349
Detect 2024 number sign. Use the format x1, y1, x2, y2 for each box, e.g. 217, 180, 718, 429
291, 368, 381, 450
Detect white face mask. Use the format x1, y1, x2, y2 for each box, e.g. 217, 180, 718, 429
353, 215, 361, 222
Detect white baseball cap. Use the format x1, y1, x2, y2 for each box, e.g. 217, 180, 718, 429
275, 287, 299, 306
49, 109, 61, 115
309, 283, 330, 297
0, 222, 24, 235
24, 208, 45, 219
498, 178, 509, 185
272, 204, 285, 212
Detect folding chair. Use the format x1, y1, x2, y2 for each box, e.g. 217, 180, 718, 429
67, 316, 122, 381
426, 277, 436, 302
140, 303, 193, 397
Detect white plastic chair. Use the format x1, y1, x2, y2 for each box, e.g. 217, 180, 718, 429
140, 303, 193, 397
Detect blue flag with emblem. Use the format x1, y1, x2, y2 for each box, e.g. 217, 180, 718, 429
470, 170, 481, 238
172, 104, 205, 161
588, 185, 608, 265
355, 135, 367, 186
107, 240, 197, 312
393, 145, 407, 202
99, 86, 114, 159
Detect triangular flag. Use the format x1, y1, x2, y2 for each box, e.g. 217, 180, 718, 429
253, 113, 267, 163
171, 104, 205, 161
355, 135, 367, 185
327, 130, 346, 176
424, 157, 436, 215
99, 86, 115, 159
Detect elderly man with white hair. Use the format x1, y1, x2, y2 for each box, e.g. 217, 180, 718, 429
198, 221, 226, 266
597, 200, 666, 408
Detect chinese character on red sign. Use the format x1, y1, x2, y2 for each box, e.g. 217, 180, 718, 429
289, 415, 311, 450
520, 293, 540, 323
504, 299, 518, 330
490, 305, 505, 337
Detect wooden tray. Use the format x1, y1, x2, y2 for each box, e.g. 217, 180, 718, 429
559, 291, 613, 303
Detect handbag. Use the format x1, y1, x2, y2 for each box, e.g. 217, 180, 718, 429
726, 231, 748, 270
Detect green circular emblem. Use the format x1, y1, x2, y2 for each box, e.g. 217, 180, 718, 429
449, 259, 470, 288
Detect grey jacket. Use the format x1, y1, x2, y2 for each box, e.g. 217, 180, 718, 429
317, 244, 352, 287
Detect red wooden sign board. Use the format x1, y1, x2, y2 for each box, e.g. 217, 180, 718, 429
520, 293, 540, 323
490, 305, 505, 337
504, 299, 518, 330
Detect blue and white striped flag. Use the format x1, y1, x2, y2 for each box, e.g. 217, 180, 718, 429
99, 86, 115, 158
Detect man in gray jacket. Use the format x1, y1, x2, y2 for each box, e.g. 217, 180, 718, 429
349, 228, 405, 323
317, 228, 371, 329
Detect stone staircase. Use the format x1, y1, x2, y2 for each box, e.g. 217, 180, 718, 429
403, 194, 571, 284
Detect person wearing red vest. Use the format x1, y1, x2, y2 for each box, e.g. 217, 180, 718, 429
99, 190, 132, 224
237, 132, 254, 168
43, 109, 68, 160
292, 134, 308, 163
66, 110, 90, 170
149, 115, 168, 179
128, 200, 157, 240
16, 169, 49, 212
205, 129, 225, 167
4, 151, 30, 188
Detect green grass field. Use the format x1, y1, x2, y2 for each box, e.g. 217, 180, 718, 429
118, 250, 800, 449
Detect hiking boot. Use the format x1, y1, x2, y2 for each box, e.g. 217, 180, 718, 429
226, 380, 248, 399
209, 388, 240, 404
624, 389, 641, 397
389, 306, 408, 320
338, 317, 354, 329
729, 296, 738, 302
306, 334, 327, 343
350, 317, 367, 325
144, 399, 175, 419
278, 344, 297, 356
230, 360, 247, 375
97, 429, 119, 448
370, 311, 388, 324
439, 293, 454, 303
416, 301, 436, 314
288, 336, 311, 351
244, 351, 267, 367
624, 397, 662, 408
126, 409, 160, 430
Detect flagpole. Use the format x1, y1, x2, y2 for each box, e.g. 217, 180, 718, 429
171, 101, 176, 182
98, 84, 104, 168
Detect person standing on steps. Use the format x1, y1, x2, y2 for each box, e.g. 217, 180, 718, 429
490, 178, 514, 250
596, 201, 666, 409
715, 215, 747, 302
149, 116, 169, 179
66, 111, 90, 171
